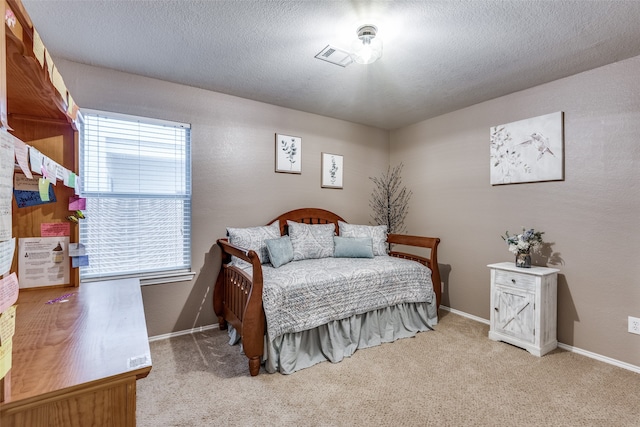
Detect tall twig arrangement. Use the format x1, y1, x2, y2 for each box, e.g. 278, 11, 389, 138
369, 163, 412, 235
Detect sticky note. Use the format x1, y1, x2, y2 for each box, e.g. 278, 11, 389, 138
39, 178, 51, 201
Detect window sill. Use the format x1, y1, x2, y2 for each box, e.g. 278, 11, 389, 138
140, 271, 196, 286
82, 271, 196, 287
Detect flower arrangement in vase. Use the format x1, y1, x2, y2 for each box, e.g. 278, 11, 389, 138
502, 228, 544, 268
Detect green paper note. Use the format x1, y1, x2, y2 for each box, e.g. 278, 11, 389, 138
39, 178, 51, 201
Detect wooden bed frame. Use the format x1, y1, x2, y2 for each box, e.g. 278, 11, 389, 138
214, 208, 441, 376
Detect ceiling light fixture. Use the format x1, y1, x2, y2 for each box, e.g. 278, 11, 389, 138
351, 25, 382, 65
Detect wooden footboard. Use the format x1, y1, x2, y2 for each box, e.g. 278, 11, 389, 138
214, 239, 265, 376
214, 208, 442, 377
387, 233, 441, 309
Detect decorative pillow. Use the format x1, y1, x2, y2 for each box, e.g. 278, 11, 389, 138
226, 220, 280, 268
265, 236, 294, 268
287, 220, 335, 261
338, 221, 388, 256
333, 236, 374, 258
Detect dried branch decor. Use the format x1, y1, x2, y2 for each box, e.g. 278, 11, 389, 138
369, 164, 412, 234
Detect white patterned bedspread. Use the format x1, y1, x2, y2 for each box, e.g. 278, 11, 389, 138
258, 256, 435, 339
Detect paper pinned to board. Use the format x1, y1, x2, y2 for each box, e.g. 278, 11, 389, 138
41, 222, 70, 237
69, 243, 89, 268
39, 178, 51, 201
51, 65, 68, 103
13, 136, 32, 179
0, 273, 19, 313
1, 130, 14, 242
45, 49, 55, 80
56, 165, 67, 182
29, 147, 44, 175
18, 237, 70, 288
67, 95, 78, 119
69, 196, 86, 211
0, 304, 17, 346
71, 255, 89, 268
0, 238, 15, 276
0, 338, 13, 380
68, 243, 86, 257
14, 172, 39, 191
43, 157, 59, 185
13, 185, 56, 208
13, 172, 57, 208
65, 171, 76, 189
32, 29, 46, 67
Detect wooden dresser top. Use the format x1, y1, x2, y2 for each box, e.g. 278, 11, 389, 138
1, 278, 152, 407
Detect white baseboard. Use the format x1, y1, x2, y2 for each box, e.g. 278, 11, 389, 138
556, 343, 640, 374
440, 305, 640, 375
149, 308, 640, 375
440, 305, 490, 325
148, 324, 219, 342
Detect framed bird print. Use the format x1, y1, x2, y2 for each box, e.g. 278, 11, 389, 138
490, 111, 564, 185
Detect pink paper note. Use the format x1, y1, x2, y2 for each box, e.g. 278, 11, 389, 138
0, 273, 19, 313
41, 222, 71, 237
68, 195, 86, 211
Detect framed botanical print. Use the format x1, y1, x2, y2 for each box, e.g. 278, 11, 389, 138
275, 133, 302, 174
321, 152, 343, 189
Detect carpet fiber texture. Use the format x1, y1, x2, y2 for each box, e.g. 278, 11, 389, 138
137, 311, 640, 426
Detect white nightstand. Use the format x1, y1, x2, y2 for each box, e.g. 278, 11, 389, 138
488, 262, 559, 356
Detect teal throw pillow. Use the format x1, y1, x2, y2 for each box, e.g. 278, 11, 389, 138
333, 236, 374, 258
265, 236, 294, 268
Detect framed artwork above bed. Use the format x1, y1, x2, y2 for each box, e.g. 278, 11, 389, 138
490, 111, 564, 185
275, 133, 302, 174
321, 152, 343, 189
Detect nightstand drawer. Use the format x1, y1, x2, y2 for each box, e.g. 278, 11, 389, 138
494, 269, 536, 291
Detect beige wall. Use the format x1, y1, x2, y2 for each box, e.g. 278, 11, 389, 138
58, 53, 639, 368
391, 55, 640, 367
56, 60, 390, 337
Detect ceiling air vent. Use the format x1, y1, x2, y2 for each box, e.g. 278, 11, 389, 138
315, 45, 353, 67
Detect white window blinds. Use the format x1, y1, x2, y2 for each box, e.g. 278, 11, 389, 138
80, 111, 191, 282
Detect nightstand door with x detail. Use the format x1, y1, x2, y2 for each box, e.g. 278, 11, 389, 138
488, 262, 559, 356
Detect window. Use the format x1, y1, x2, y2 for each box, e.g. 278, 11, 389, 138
80, 110, 192, 284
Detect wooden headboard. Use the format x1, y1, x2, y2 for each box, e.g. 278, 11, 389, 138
263, 207, 440, 309
268, 208, 346, 236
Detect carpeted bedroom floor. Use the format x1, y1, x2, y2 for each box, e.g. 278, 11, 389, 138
137, 311, 640, 426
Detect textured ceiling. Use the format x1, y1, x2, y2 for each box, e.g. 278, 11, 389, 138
20, 0, 640, 130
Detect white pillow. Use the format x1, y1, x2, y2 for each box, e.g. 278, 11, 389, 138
338, 221, 388, 256
287, 220, 335, 261
226, 220, 280, 268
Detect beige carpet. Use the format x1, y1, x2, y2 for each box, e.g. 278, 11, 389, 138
137, 311, 640, 426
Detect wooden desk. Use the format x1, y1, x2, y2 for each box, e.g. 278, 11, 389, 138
0, 278, 152, 426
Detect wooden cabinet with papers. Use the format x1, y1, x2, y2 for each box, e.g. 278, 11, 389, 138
2, 0, 82, 287
2, 0, 85, 407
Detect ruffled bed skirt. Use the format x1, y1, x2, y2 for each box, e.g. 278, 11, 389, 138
229, 301, 437, 375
